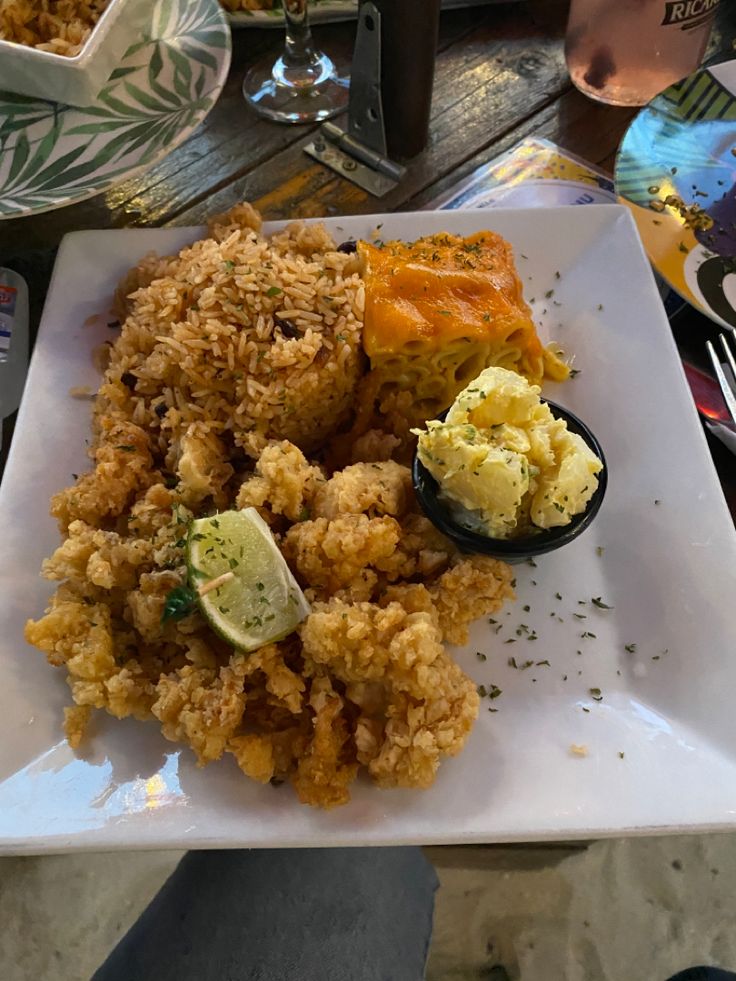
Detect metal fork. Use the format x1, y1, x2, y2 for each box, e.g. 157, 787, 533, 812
706, 329, 736, 454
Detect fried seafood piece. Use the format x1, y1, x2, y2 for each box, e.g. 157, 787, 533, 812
228, 733, 275, 784
311, 460, 413, 520
323, 426, 403, 478
225, 642, 309, 784
25, 597, 115, 670
151, 656, 250, 765
367, 662, 479, 789
349, 429, 402, 464
236, 440, 325, 522
283, 514, 401, 602
229, 670, 353, 805
429, 555, 515, 645
126, 570, 188, 643
41, 519, 157, 592
51, 420, 155, 532
24, 599, 157, 720
378, 554, 514, 646
240, 642, 306, 715
127, 483, 179, 537
291, 676, 359, 809
379, 582, 438, 618
301, 599, 445, 698
174, 424, 234, 510
228, 725, 310, 786
39, 487, 187, 610
299, 598, 479, 789
376, 512, 456, 582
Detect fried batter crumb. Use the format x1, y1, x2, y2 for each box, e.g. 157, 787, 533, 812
312, 460, 413, 520
291, 676, 358, 809
430, 555, 516, 645
51, 420, 155, 532
63, 705, 92, 749
237, 440, 325, 522
283, 514, 401, 602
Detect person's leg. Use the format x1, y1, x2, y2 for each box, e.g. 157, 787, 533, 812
92, 847, 438, 981
666, 970, 736, 980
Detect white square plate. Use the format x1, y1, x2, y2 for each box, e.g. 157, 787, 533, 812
1, 206, 735, 854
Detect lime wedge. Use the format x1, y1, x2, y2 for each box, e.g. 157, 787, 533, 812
187, 507, 310, 652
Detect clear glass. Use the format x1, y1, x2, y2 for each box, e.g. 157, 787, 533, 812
565, 0, 718, 107
242, 0, 349, 123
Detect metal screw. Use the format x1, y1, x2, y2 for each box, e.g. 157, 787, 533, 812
313, 139, 325, 152
343, 159, 357, 171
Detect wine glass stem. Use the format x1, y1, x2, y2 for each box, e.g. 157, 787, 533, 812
284, 0, 317, 68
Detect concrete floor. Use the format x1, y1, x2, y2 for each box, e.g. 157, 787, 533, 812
1, 835, 735, 980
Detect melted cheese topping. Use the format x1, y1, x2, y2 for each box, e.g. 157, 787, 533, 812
353, 232, 568, 438
359, 232, 542, 360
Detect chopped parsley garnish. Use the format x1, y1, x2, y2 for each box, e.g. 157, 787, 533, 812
591, 597, 613, 610
161, 585, 198, 624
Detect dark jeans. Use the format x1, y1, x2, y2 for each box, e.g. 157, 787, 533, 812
91, 847, 736, 981
92, 848, 438, 981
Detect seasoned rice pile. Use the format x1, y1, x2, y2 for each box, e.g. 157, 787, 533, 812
103, 202, 365, 499
0, 0, 107, 55
24, 203, 517, 808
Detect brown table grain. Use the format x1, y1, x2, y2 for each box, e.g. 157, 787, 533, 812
1, 0, 735, 514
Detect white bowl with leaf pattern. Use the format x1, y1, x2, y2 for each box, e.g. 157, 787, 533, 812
0, 0, 231, 220
0, 0, 150, 108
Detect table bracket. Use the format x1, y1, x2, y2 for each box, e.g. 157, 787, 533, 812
304, 2, 406, 197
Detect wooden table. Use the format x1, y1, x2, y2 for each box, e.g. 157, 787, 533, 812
1, 0, 735, 515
